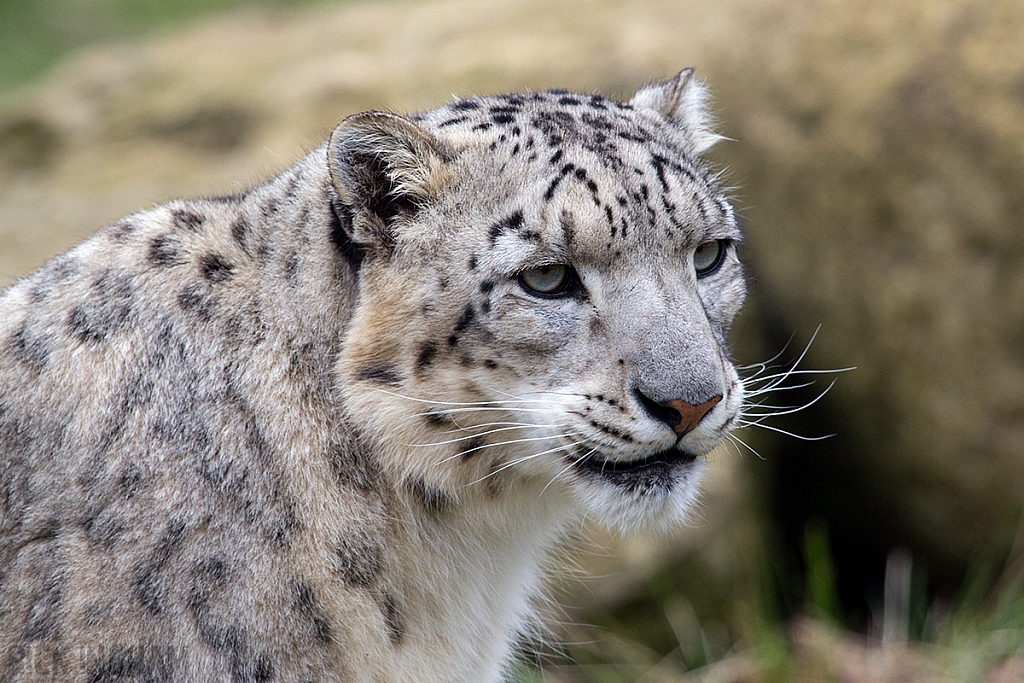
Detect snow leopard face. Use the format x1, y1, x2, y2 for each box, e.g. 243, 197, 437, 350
333, 71, 745, 530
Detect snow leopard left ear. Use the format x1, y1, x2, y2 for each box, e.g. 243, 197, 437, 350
328, 111, 453, 252
629, 69, 722, 155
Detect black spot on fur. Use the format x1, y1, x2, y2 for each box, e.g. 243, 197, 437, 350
354, 363, 403, 387
10, 323, 49, 372
408, 477, 452, 515
479, 280, 494, 293
294, 581, 333, 644
108, 219, 135, 242
66, 272, 134, 343
458, 436, 485, 461
81, 509, 127, 550
230, 218, 249, 253
415, 341, 438, 373
87, 648, 176, 683
379, 591, 405, 645
329, 433, 384, 493
558, 96, 581, 105
30, 255, 78, 301
491, 113, 514, 125
451, 99, 480, 110
172, 208, 205, 232
118, 464, 145, 498
468, 254, 478, 270
423, 409, 451, 427
178, 283, 215, 322
453, 305, 475, 333
488, 210, 524, 245
471, 122, 492, 132
438, 116, 468, 127
200, 253, 234, 282
484, 359, 498, 369
20, 549, 64, 642
132, 519, 188, 616
148, 235, 180, 267
335, 532, 384, 587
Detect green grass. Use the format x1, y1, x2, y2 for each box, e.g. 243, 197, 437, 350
0, 0, 338, 93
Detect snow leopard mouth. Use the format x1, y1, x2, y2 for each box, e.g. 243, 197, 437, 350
570, 448, 700, 489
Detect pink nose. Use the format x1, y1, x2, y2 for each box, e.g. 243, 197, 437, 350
666, 396, 722, 435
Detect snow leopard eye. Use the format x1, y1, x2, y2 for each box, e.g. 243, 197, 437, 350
693, 239, 728, 278
518, 264, 578, 298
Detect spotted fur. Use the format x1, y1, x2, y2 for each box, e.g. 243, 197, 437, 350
0, 71, 745, 682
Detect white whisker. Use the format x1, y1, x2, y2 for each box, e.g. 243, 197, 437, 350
406, 423, 569, 448
740, 422, 834, 441
541, 447, 597, 496
468, 439, 588, 485
439, 433, 583, 464
373, 387, 562, 408
726, 433, 766, 460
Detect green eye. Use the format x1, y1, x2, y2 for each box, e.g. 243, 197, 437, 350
518, 264, 574, 297
693, 240, 727, 278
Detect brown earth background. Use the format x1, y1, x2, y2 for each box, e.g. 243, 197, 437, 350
2, 0, 1024, 680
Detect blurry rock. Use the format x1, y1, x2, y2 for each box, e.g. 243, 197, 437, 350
709, 0, 1024, 602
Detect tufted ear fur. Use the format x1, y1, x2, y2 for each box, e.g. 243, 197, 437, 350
328, 112, 453, 252
630, 69, 722, 155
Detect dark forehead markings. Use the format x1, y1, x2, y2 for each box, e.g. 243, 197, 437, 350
450, 99, 480, 110
559, 210, 576, 251
468, 254, 478, 270
488, 210, 524, 245
651, 155, 670, 193
693, 191, 710, 225
471, 122, 492, 132
544, 163, 575, 201
604, 205, 615, 237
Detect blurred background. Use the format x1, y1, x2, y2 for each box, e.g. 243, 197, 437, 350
2, 0, 1024, 680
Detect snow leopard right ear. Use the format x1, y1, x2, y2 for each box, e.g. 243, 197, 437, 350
629, 69, 722, 155
328, 112, 453, 253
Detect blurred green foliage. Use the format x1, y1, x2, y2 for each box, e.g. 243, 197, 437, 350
0, 0, 339, 92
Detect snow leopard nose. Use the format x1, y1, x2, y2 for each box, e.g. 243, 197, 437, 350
636, 391, 722, 435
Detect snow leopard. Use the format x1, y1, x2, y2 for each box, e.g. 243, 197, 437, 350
0, 70, 745, 682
